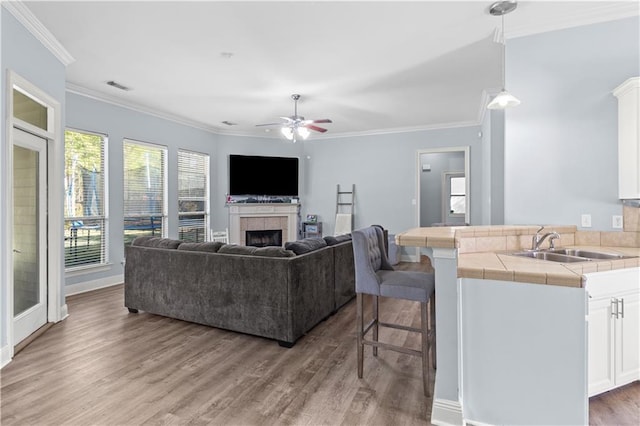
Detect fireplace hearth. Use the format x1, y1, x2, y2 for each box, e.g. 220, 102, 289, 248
246, 229, 283, 247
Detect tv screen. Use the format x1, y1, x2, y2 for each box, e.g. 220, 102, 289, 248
229, 155, 299, 197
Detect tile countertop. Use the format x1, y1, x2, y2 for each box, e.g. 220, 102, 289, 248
395, 225, 640, 288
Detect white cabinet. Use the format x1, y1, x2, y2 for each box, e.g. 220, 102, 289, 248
613, 77, 640, 199
586, 268, 640, 397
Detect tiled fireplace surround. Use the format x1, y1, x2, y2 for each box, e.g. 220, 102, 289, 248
228, 204, 300, 246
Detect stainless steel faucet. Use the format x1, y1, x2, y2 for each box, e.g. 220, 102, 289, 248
531, 226, 561, 251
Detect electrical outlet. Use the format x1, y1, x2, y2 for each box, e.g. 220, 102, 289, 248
581, 214, 592, 228
612, 215, 623, 229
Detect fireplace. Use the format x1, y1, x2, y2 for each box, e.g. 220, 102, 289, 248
246, 229, 283, 247
228, 203, 300, 245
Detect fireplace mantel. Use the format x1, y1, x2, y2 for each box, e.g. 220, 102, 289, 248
228, 203, 301, 245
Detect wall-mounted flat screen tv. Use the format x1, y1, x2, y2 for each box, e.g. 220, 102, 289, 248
229, 154, 299, 196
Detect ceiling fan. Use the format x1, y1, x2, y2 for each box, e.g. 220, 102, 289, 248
256, 94, 332, 142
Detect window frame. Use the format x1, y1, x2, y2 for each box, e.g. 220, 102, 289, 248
63, 128, 109, 271
442, 171, 466, 219
123, 139, 168, 247
177, 149, 210, 243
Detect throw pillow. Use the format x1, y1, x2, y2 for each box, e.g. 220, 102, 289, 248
252, 246, 296, 258
323, 234, 352, 246
218, 244, 257, 255
177, 241, 225, 253
285, 237, 327, 255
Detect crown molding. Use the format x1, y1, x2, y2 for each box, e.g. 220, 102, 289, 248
2, 0, 75, 66
308, 119, 481, 141
66, 83, 221, 134
68, 82, 484, 140
507, 3, 639, 39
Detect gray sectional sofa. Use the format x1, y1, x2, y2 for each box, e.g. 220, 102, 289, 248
124, 235, 354, 347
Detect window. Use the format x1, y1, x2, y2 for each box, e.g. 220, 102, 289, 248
13, 87, 48, 131
449, 175, 466, 216
178, 150, 209, 242
64, 129, 107, 269
123, 140, 167, 247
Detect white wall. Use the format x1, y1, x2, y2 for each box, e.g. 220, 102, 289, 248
505, 16, 640, 229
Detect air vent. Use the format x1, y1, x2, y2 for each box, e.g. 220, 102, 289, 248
106, 80, 131, 91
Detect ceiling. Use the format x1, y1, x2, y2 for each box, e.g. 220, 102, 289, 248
20, 1, 639, 139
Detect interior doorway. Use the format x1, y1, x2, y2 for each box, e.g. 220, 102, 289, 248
416, 147, 470, 227
12, 129, 48, 345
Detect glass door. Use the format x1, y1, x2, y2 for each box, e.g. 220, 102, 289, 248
13, 129, 48, 345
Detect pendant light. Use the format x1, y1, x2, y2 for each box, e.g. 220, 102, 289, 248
487, 0, 520, 110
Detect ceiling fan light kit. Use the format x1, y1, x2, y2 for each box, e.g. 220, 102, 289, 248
257, 94, 332, 142
487, 0, 521, 110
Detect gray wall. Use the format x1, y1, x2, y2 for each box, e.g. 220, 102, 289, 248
301, 126, 484, 239
419, 151, 466, 226
65, 93, 308, 289
504, 16, 640, 229
65, 93, 218, 286
1, 8, 67, 358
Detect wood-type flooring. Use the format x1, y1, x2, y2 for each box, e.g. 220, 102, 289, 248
1, 260, 638, 425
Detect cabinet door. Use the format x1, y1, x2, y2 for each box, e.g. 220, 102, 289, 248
588, 297, 615, 397
616, 292, 640, 386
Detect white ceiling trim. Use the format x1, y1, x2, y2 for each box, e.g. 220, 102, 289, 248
305, 119, 482, 140
508, 2, 639, 39
2, 0, 75, 66
68, 81, 485, 140
66, 83, 220, 134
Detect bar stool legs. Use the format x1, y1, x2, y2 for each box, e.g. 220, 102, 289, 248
356, 293, 436, 397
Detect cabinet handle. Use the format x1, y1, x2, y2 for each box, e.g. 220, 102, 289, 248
611, 298, 619, 319
619, 298, 624, 319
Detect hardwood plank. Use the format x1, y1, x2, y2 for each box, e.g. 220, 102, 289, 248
1, 262, 637, 425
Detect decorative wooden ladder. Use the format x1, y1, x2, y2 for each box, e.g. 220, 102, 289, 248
335, 184, 355, 235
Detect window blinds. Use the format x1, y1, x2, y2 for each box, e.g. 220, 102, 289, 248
123, 140, 167, 246
64, 129, 107, 268
178, 150, 209, 243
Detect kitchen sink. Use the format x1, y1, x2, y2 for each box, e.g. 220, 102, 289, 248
547, 249, 637, 260
509, 251, 591, 262
509, 248, 638, 262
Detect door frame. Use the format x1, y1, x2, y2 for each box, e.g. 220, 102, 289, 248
3, 71, 65, 365
414, 146, 470, 261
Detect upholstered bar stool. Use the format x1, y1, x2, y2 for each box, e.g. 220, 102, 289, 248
352, 226, 436, 396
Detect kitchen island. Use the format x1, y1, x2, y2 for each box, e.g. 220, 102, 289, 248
395, 225, 640, 426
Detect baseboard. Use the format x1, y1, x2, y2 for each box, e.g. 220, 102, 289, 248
59, 303, 69, 321
1, 343, 13, 369
65, 274, 124, 296
431, 398, 463, 426
400, 253, 419, 263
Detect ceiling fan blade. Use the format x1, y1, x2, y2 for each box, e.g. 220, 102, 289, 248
300, 118, 332, 125
255, 122, 284, 127
306, 124, 328, 133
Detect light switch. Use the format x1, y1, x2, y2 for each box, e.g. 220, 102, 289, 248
581, 214, 592, 228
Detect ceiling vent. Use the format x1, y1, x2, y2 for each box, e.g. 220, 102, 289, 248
106, 80, 131, 91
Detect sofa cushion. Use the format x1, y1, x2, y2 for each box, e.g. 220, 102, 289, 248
285, 237, 327, 255
131, 236, 182, 249
323, 234, 352, 246
218, 244, 257, 255
177, 241, 225, 253
252, 246, 296, 258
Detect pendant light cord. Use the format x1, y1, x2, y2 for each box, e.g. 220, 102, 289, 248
501, 13, 506, 91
